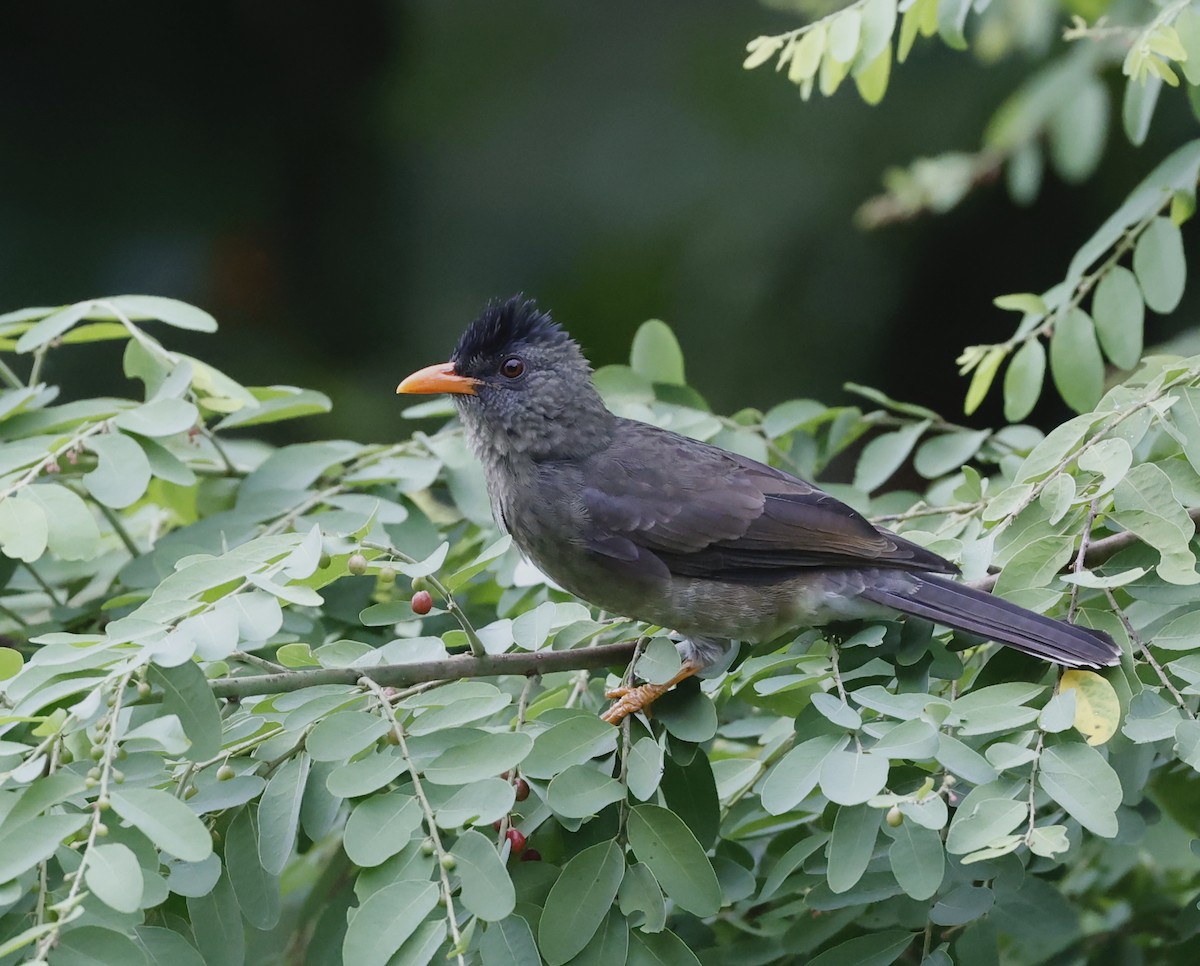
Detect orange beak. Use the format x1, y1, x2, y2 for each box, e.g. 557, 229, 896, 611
396, 362, 479, 396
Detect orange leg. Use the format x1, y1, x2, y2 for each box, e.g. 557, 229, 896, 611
601, 659, 704, 725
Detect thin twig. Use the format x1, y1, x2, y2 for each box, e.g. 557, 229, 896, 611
1068, 500, 1100, 623
363, 539, 487, 658
360, 675, 468, 966
1104, 588, 1196, 720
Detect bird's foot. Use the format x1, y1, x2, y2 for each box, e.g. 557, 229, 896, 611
600, 659, 704, 725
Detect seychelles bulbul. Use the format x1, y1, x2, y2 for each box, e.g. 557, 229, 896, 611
397, 297, 1120, 723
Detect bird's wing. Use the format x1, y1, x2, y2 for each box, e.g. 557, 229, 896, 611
578, 419, 955, 583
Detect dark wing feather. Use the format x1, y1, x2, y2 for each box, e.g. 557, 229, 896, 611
579, 419, 955, 583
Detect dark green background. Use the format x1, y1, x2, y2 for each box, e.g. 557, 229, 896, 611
1, 1, 1194, 445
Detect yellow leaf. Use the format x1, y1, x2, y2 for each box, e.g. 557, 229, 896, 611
790, 24, 826, 84
1060, 669, 1120, 746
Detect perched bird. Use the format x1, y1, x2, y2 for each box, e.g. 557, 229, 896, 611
397, 297, 1120, 723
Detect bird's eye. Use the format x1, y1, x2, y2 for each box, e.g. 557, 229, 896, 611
500, 357, 525, 378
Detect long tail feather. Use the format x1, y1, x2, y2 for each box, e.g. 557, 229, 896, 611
861, 575, 1121, 668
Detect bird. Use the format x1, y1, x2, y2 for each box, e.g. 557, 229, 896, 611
396, 296, 1121, 724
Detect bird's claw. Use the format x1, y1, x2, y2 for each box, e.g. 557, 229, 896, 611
600, 682, 669, 725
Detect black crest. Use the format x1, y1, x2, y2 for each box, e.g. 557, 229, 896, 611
453, 295, 569, 367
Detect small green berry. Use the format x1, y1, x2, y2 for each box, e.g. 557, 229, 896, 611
217, 764, 236, 781
886, 806, 903, 828
420, 838, 435, 856
440, 854, 457, 871
347, 553, 369, 575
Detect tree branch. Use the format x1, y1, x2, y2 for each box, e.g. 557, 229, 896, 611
210, 640, 639, 699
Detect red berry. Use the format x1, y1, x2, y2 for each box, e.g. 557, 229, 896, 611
506, 828, 526, 853
514, 778, 529, 802
520, 849, 541, 862
411, 590, 433, 615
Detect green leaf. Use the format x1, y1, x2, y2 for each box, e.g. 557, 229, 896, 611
914, 429, 990, 479
424, 730, 534, 785
480, 916, 541, 966
807, 930, 914, 966
52, 926, 150, 966
148, 662, 222, 761
84, 842, 144, 913
257, 752, 310, 874
0, 496, 48, 562
102, 295, 218, 332
871, 719, 939, 760
993, 293, 1047, 315
1036, 743, 1121, 837
326, 750, 407, 798
1002, 339, 1046, 422
1091, 266, 1144, 369
827, 9, 861, 64
570, 909, 629, 965
113, 397, 199, 437
538, 840, 625, 965
819, 750, 889, 806
618, 861, 667, 932
853, 421, 928, 493
547, 764, 627, 818
432, 778, 515, 828
0, 647, 22, 680
1134, 216, 1187, 313
225, 807, 281, 931
216, 386, 332, 429
342, 879, 438, 966
0, 813, 87, 882
627, 804, 721, 917
936, 0, 970, 49
521, 715, 616, 780
135, 927, 206, 966
856, 0, 897, 67
811, 692, 861, 730
661, 752, 720, 848
758, 833, 828, 901
625, 736, 665, 801
636, 636, 682, 685
627, 930, 701, 966
826, 803, 883, 893
1048, 77, 1108, 184
964, 347, 1005, 416
887, 821, 944, 900
110, 788, 212, 862
945, 798, 1025, 855
1050, 308, 1104, 413
84, 432, 152, 508
630, 320, 685, 386
931, 884, 994, 926
343, 791, 423, 867
23, 483, 102, 561
306, 711, 391, 761
761, 734, 847, 814
451, 828, 516, 922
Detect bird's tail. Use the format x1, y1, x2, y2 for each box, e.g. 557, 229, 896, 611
861, 574, 1121, 668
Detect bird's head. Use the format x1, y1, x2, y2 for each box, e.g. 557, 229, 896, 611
397, 296, 613, 462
